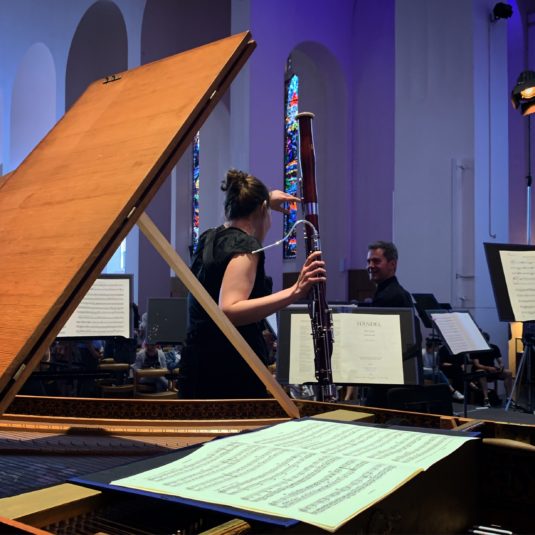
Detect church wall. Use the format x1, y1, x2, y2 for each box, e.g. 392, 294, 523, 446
246, 0, 355, 299
0, 0, 531, 360
393, 0, 512, 353
351, 0, 396, 272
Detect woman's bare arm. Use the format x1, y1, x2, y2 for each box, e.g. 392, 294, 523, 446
219, 250, 326, 326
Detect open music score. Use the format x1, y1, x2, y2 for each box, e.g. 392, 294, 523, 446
499, 250, 535, 321
430, 312, 489, 355
484, 242, 535, 323
57, 275, 132, 339
289, 313, 404, 385
111, 419, 476, 533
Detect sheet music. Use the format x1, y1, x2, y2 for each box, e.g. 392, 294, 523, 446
57, 277, 131, 338
288, 314, 317, 383
430, 312, 489, 355
499, 250, 535, 321
332, 313, 404, 384
289, 313, 404, 385
111, 419, 475, 532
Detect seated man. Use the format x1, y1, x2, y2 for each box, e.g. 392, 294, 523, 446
422, 337, 464, 401
471, 332, 513, 407
132, 340, 169, 392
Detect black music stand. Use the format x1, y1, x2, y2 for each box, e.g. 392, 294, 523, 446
412, 295, 451, 375
412, 293, 445, 329
511, 321, 535, 412
484, 242, 535, 413
430, 310, 490, 417
276, 305, 420, 391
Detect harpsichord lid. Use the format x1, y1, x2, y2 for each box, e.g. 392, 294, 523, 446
0, 32, 255, 413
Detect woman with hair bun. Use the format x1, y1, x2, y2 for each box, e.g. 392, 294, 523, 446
178, 169, 326, 399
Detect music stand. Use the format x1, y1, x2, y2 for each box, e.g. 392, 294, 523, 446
412, 293, 443, 329
484, 242, 535, 413
57, 274, 133, 340
430, 310, 490, 417
412, 295, 451, 364
276, 305, 420, 388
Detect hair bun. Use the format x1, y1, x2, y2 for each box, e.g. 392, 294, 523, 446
221, 169, 248, 192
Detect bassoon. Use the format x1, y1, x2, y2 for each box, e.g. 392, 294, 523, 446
296, 112, 337, 402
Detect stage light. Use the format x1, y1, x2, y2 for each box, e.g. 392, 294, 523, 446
511, 71, 535, 116
511, 71, 535, 244
491, 2, 513, 21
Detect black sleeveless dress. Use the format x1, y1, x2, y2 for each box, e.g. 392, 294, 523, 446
178, 226, 272, 399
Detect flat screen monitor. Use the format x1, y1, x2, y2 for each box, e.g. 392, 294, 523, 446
146, 297, 188, 345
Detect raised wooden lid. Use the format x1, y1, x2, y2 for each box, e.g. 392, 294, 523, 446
0, 32, 255, 413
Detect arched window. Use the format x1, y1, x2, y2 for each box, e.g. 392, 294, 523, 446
191, 131, 200, 255
283, 57, 299, 259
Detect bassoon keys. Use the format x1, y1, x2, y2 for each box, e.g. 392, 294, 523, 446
296, 111, 337, 402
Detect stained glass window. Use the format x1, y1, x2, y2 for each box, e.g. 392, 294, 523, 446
283, 72, 300, 258
191, 131, 200, 254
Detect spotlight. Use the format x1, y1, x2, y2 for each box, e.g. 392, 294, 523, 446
511, 70, 535, 245
511, 71, 535, 116
491, 2, 513, 21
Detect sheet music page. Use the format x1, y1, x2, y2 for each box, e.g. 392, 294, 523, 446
288, 313, 404, 384
499, 250, 535, 321
289, 314, 316, 383
430, 312, 489, 354
58, 277, 130, 338
332, 313, 404, 384
112, 419, 475, 532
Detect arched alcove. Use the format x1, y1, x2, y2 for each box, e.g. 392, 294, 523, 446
65, 1, 129, 279
195, 100, 231, 235
169, 100, 230, 264
285, 41, 349, 300
136, 0, 232, 311
10, 43, 56, 170
65, 0, 127, 110
141, 0, 230, 63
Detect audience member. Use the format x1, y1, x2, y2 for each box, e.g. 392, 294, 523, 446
132, 340, 169, 392
138, 312, 148, 347
472, 332, 513, 407
49, 341, 81, 396
422, 337, 464, 401
437, 344, 466, 395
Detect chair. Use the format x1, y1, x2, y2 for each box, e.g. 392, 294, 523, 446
96, 359, 134, 398
462, 358, 500, 406
386, 384, 453, 416
133, 368, 177, 399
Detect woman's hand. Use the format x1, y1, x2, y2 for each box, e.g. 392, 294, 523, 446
269, 190, 300, 214
293, 251, 326, 299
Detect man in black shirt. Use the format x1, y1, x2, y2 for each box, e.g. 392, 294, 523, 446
367, 241, 414, 308
364, 241, 422, 407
